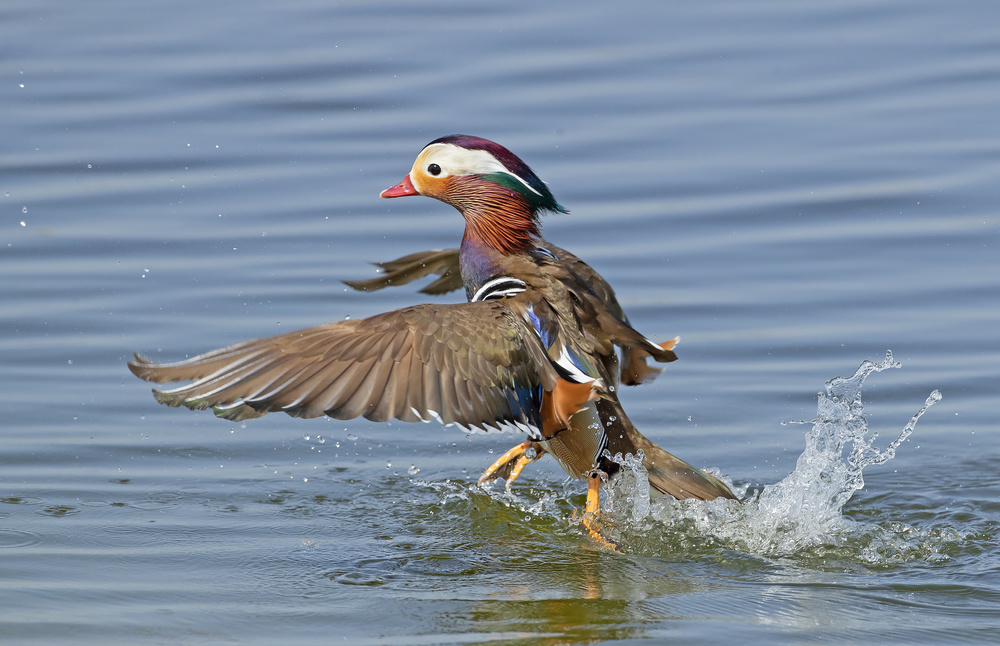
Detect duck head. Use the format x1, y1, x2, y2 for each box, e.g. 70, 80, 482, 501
381, 135, 567, 254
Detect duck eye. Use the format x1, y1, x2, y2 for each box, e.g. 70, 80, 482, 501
427, 163, 442, 176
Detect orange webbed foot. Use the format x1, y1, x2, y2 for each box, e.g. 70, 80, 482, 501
477, 440, 546, 487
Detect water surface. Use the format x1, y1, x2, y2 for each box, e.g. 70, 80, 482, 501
3, 0, 999, 643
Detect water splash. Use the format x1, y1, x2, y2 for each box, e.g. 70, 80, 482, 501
603, 449, 650, 523
607, 351, 944, 560
413, 353, 948, 562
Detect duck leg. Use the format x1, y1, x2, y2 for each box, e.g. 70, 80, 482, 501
479, 377, 600, 487
585, 470, 602, 514
477, 440, 547, 486
580, 470, 619, 551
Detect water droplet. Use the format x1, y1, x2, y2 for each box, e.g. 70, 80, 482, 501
407, 465, 419, 475
303, 434, 310, 441
316, 435, 325, 444
347, 434, 357, 441
385, 461, 391, 469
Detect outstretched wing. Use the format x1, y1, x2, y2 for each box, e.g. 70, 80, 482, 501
129, 301, 560, 434
343, 248, 463, 295
345, 245, 679, 386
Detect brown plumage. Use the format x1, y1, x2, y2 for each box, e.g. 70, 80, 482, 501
446, 176, 542, 254
345, 245, 679, 388
343, 248, 462, 295
370, 134, 735, 503
130, 298, 599, 441
129, 134, 735, 552
345, 243, 735, 501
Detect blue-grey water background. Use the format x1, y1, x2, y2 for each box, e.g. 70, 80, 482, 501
3, 0, 999, 643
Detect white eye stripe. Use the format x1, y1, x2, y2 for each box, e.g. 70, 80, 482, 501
418, 144, 543, 197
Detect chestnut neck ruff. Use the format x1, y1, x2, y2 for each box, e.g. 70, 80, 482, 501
446, 175, 542, 255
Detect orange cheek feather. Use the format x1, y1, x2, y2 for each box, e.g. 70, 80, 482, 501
410, 173, 450, 200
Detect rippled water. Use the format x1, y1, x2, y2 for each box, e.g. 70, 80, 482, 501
4, 0, 999, 643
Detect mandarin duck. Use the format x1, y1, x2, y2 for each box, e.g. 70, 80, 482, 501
128, 135, 735, 548
358, 136, 735, 506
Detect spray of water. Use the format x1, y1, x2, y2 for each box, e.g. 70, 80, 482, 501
418, 352, 945, 562
604, 351, 943, 559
